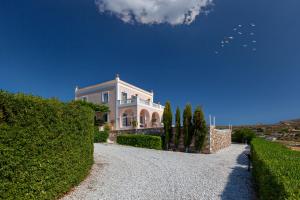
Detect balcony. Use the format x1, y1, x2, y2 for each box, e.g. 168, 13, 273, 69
118, 97, 164, 110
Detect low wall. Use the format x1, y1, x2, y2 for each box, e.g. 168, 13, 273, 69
110, 126, 232, 153
208, 126, 232, 153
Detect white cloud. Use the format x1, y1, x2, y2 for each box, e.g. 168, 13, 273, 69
95, 0, 213, 25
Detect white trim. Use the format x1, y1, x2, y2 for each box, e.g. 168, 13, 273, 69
77, 80, 116, 92
119, 80, 153, 97
115, 79, 120, 130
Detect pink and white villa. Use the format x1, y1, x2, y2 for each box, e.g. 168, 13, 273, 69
75, 75, 164, 130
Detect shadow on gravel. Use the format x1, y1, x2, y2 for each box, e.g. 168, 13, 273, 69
220, 146, 255, 200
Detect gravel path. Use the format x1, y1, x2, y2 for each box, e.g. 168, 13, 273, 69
62, 144, 254, 200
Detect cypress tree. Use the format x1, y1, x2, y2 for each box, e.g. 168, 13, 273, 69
193, 106, 208, 152
183, 104, 193, 152
163, 101, 172, 150
175, 107, 181, 149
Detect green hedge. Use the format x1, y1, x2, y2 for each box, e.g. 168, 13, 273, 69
94, 123, 110, 143
94, 129, 109, 143
117, 134, 162, 150
0, 91, 94, 200
251, 138, 300, 200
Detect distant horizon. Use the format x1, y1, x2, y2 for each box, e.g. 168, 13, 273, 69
1, 0, 299, 125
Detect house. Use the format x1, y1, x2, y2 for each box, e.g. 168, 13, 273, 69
75, 75, 164, 130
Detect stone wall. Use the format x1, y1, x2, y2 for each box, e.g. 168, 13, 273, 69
109, 126, 232, 153
207, 126, 232, 153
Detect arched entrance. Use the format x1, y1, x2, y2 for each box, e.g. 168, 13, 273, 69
139, 109, 150, 128
121, 109, 134, 128
151, 112, 160, 127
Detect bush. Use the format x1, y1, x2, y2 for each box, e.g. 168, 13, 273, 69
94, 127, 109, 143
232, 128, 256, 144
116, 134, 162, 150
251, 138, 300, 199
0, 91, 94, 200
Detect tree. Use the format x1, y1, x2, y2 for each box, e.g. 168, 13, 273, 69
72, 100, 109, 126
73, 100, 109, 113
175, 107, 181, 149
183, 104, 193, 152
193, 106, 208, 152
163, 101, 173, 150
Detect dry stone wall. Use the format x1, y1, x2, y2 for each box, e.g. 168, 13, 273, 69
208, 126, 232, 153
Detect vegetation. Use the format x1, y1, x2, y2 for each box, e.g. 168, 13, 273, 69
183, 104, 193, 152
0, 91, 94, 200
117, 134, 162, 150
162, 101, 172, 150
94, 123, 110, 143
175, 107, 181, 149
251, 138, 300, 199
232, 128, 256, 144
193, 106, 208, 152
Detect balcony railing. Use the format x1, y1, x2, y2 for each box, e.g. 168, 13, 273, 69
119, 99, 136, 105
118, 97, 164, 109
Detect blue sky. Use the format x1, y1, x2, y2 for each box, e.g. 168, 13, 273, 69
0, 0, 299, 125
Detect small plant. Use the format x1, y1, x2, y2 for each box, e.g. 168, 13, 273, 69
132, 120, 138, 129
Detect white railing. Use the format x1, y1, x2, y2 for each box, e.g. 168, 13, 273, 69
118, 97, 164, 109
119, 98, 136, 105
139, 98, 150, 106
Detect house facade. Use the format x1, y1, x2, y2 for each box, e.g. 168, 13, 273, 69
75, 75, 164, 130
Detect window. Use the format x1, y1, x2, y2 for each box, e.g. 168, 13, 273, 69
82, 96, 87, 102
102, 91, 109, 103
103, 113, 108, 123
121, 92, 127, 101
122, 113, 128, 127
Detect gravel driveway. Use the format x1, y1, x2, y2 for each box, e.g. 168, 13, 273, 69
62, 144, 253, 200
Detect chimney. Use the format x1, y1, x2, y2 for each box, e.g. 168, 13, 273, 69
115, 73, 120, 81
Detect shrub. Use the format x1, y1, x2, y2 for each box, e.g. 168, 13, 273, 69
232, 128, 256, 144
94, 124, 110, 143
0, 91, 94, 200
117, 134, 162, 150
251, 138, 300, 199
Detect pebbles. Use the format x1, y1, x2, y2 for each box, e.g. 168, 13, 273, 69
62, 144, 253, 200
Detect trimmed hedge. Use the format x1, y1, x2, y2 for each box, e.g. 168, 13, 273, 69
94, 129, 109, 143
117, 134, 162, 150
251, 138, 300, 200
0, 91, 94, 200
